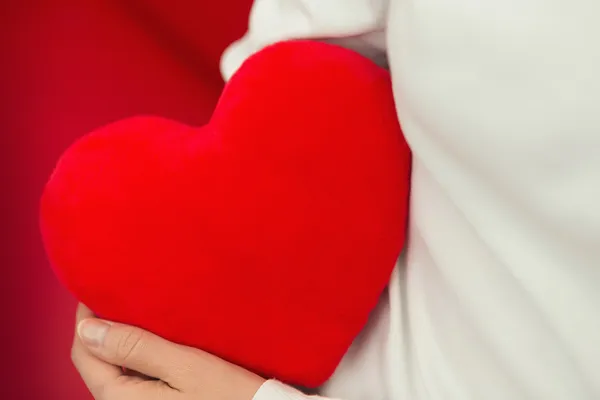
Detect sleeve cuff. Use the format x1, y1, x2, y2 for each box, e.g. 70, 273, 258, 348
253, 380, 321, 400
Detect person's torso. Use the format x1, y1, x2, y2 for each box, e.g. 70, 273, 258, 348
321, 1, 600, 399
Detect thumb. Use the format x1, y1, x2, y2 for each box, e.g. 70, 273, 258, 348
77, 318, 186, 387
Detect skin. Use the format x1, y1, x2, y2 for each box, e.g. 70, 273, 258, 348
71, 303, 266, 400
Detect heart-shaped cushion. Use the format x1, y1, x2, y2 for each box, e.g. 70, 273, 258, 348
40, 40, 411, 388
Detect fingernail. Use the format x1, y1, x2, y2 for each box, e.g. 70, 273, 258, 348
78, 319, 109, 348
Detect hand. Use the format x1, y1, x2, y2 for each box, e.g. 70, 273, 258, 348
71, 303, 266, 400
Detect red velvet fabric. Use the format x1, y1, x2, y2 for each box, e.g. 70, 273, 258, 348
40, 41, 411, 387
6, 1, 251, 398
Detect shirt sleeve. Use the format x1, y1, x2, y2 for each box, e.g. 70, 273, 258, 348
220, 0, 390, 81
253, 380, 342, 400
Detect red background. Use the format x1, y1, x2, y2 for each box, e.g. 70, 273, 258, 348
3, 1, 252, 398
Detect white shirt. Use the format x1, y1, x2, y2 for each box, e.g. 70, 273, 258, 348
220, 1, 600, 399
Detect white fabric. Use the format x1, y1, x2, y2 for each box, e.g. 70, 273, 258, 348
221, 1, 600, 399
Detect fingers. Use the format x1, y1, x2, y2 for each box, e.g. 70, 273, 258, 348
73, 305, 264, 399
77, 317, 195, 390
73, 304, 179, 400
71, 304, 122, 397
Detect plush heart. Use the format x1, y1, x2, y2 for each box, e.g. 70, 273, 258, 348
40, 40, 411, 388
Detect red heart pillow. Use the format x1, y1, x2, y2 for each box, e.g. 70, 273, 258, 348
40, 41, 411, 388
